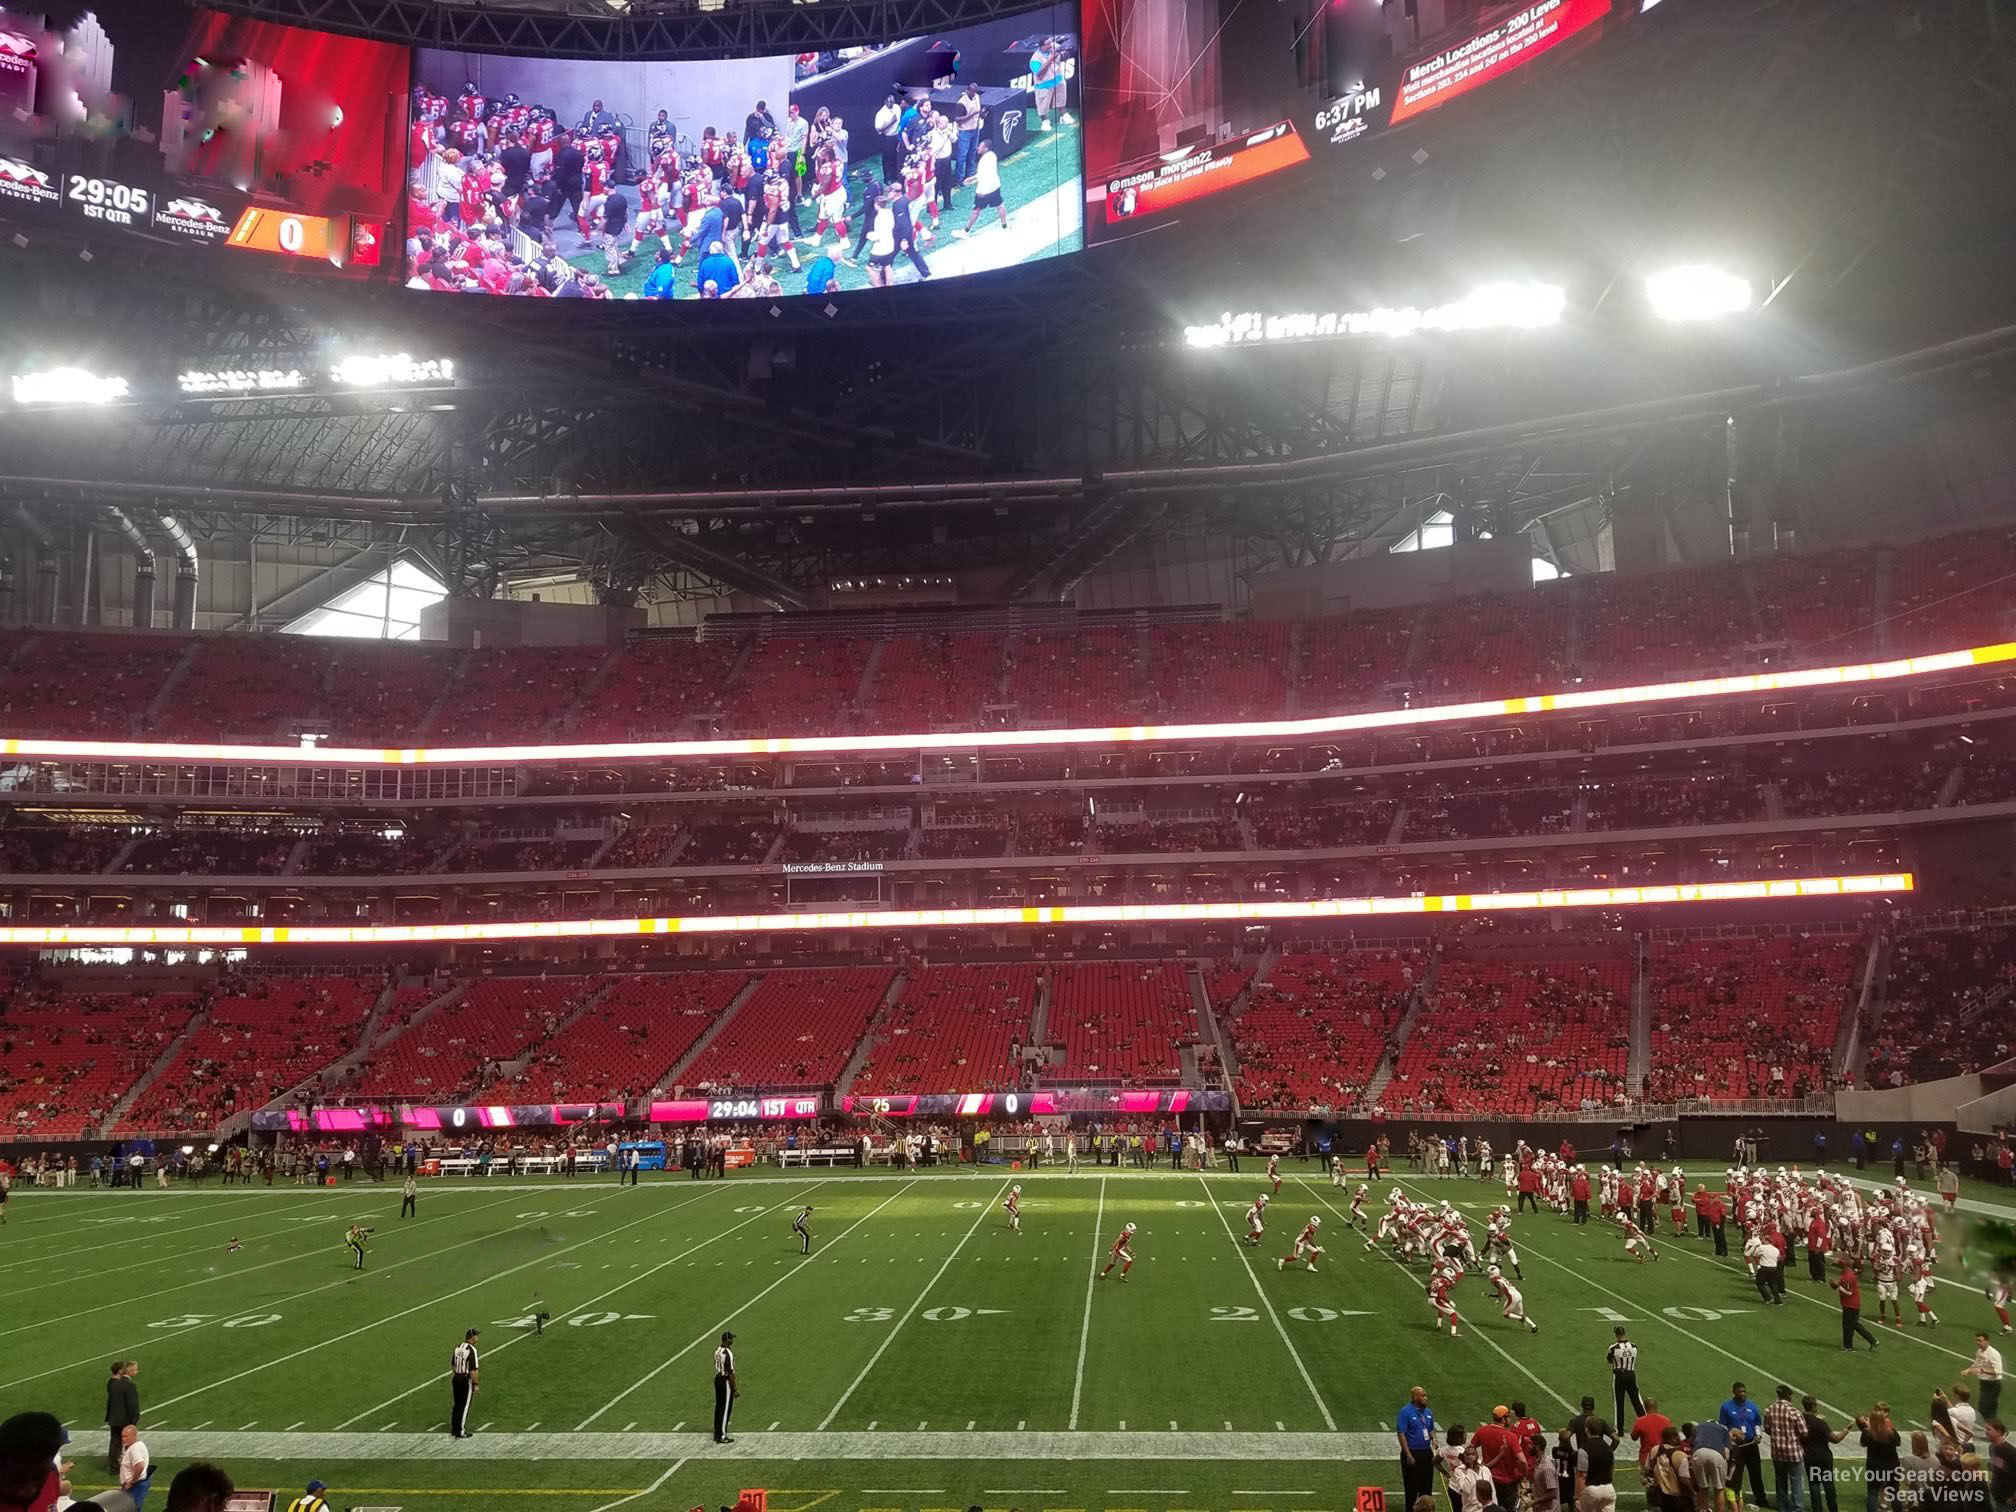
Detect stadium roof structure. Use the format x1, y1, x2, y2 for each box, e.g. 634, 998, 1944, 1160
0, 0, 2012, 628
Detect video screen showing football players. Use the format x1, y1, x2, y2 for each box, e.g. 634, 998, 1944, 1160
0, 0, 409, 274
404, 3, 1081, 302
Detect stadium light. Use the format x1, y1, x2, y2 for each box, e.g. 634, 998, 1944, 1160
10, 366, 130, 406
1645, 265, 1753, 322
0, 872, 1915, 948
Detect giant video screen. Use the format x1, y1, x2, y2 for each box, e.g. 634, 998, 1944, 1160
405, 6, 1081, 301
1080, 0, 1615, 245
0, 1, 409, 275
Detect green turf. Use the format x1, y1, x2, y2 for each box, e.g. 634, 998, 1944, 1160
12, 1162, 2012, 1512
548, 119, 1081, 299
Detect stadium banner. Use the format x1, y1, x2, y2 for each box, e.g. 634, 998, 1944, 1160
249, 1101, 626, 1132
405, 6, 1082, 302
649, 1094, 825, 1122
1388, 0, 1612, 124
2, 640, 2010, 766
0, 1, 407, 276
843, 1087, 1227, 1116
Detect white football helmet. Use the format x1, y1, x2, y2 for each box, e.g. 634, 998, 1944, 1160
1309, 1215, 1321, 1228
1123, 1221, 1136, 1234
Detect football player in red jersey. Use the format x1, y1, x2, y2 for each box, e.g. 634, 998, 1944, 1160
1002, 1184, 1022, 1234
1428, 1259, 1462, 1336
1278, 1215, 1324, 1273
810, 146, 850, 247
1098, 1221, 1137, 1281
1266, 1152, 1281, 1195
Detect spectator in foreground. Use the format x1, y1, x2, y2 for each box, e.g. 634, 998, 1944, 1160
0, 1413, 66, 1512
116, 1426, 151, 1512
163, 1464, 235, 1512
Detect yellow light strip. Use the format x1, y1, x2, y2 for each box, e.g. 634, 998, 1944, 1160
0, 871, 1910, 947
1, 643, 2010, 769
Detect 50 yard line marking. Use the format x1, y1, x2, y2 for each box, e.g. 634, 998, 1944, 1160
1068, 1176, 1107, 1432
817, 1180, 1008, 1431
1201, 1174, 1336, 1431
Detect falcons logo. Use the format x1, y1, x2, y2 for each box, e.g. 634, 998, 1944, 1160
0, 157, 51, 189
163, 198, 223, 223
0, 32, 35, 58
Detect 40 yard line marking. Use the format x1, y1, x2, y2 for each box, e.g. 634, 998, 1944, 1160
151, 1182, 743, 1421
1201, 1173, 1335, 1431
1068, 1175, 1107, 1432
1394, 1177, 1854, 1419
338, 1182, 830, 1430
817, 1179, 1009, 1431
576, 1179, 914, 1429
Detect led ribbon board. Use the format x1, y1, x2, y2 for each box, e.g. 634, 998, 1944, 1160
0, 872, 1911, 947
0, 642, 2010, 767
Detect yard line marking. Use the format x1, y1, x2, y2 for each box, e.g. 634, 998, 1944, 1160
188, 1422, 210, 1432
1118, 1419, 1128, 1431
524, 1423, 538, 1432
671, 1424, 684, 1433
1234, 1493, 1315, 1497
334, 1185, 808, 1432
817, 1179, 1007, 1431
1400, 1178, 1855, 1419
867, 1422, 878, 1431
1017, 1420, 1026, 1430
1313, 1178, 1575, 1416
0, 1187, 540, 1395
966, 1421, 976, 1430
916, 1420, 927, 1430
585, 1456, 686, 1512
150, 1184, 744, 1421
1068, 1176, 1107, 1432
238, 1421, 258, 1431
1223, 1421, 1234, 1431
285, 1423, 303, 1432
769, 1422, 782, 1432
1275, 1420, 1285, 1431
1654, 1229, 1975, 1363
0, 1190, 285, 1271
985, 1492, 1068, 1496
622, 1423, 637, 1433
575, 1180, 906, 1429
1168, 1421, 1178, 1431
1204, 1175, 1335, 1431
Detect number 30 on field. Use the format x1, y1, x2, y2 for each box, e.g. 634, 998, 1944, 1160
148, 1312, 282, 1330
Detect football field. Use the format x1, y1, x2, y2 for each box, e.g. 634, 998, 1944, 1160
10, 1163, 2012, 1512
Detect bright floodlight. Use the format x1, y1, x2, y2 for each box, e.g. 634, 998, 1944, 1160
1646, 265, 1753, 322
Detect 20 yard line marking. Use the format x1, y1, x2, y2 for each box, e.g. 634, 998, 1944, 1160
1203, 1174, 1335, 1431
576, 1180, 911, 1429
1302, 1178, 1575, 1416
585, 1456, 687, 1512
817, 1179, 1008, 1431
1068, 1176, 1107, 1432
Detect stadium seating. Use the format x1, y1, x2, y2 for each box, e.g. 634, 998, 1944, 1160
1250, 801, 1395, 849
1575, 562, 1758, 682
1383, 958, 1632, 1115
563, 637, 743, 740
720, 637, 874, 732
864, 631, 1003, 729
1151, 622, 1288, 721
1777, 761, 1950, 818
1007, 627, 1154, 726
1644, 936, 1860, 1103
1292, 612, 1411, 709
1402, 787, 1574, 841
1864, 926, 2016, 1087
349, 976, 600, 1099
1045, 961, 1195, 1083
1416, 586, 1571, 699
427, 648, 612, 744
322, 642, 460, 744
679, 965, 895, 1089
1582, 773, 1765, 830
0, 990, 199, 1138
120, 976, 381, 1133
851, 962, 1038, 1093
1228, 950, 1419, 1109
0, 632, 183, 738
1885, 529, 2016, 657
148, 636, 332, 740
120, 831, 298, 875
484, 970, 749, 1102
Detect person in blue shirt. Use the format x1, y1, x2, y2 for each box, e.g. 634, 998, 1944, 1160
642, 248, 678, 299
696, 240, 740, 295
1719, 1382, 1768, 1507
1397, 1386, 1438, 1507
804, 251, 838, 295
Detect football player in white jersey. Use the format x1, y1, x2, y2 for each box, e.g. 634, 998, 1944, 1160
1278, 1215, 1324, 1272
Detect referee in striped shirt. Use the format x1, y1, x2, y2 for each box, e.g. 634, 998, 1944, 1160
712, 1331, 738, 1443
449, 1328, 480, 1438
1606, 1326, 1644, 1429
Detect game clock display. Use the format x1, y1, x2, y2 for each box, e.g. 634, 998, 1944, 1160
0, 2, 407, 278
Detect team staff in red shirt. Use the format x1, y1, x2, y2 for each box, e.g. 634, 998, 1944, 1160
1833, 1263, 1879, 1351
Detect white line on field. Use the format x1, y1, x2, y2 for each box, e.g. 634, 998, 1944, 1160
1068, 1175, 1107, 1432
817, 1180, 1007, 1432
1313, 1178, 1576, 1417
586, 1456, 687, 1512
336, 1184, 812, 1432
1205, 1175, 1335, 1431
576, 1180, 906, 1429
